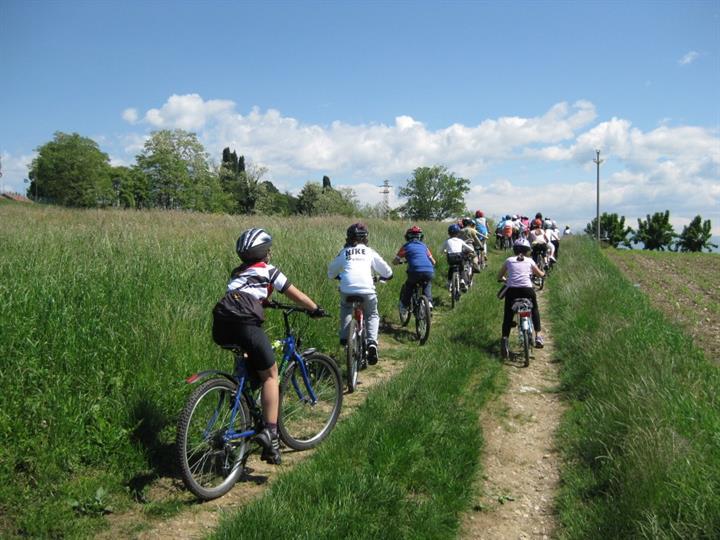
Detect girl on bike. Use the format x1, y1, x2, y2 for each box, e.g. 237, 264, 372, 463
497, 237, 546, 358
441, 224, 474, 292
393, 225, 436, 315
327, 223, 393, 365
212, 228, 325, 465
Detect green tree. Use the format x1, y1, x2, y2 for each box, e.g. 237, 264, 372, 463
296, 182, 358, 216
399, 165, 470, 220
28, 132, 113, 207
109, 166, 150, 209
136, 129, 226, 211
633, 210, 676, 250
584, 212, 633, 248
675, 215, 718, 252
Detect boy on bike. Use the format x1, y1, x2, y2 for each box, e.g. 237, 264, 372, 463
441, 224, 474, 292
212, 228, 325, 465
393, 225, 436, 316
497, 238, 546, 358
459, 218, 484, 272
328, 223, 393, 365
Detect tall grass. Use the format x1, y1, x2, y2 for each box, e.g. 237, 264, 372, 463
549, 237, 720, 539
210, 257, 505, 539
0, 204, 453, 537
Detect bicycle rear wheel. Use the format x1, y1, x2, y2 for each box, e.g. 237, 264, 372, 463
451, 271, 460, 308
176, 378, 249, 500
532, 274, 544, 291
279, 353, 343, 450
345, 318, 361, 393
522, 329, 531, 367
415, 295, 431, 345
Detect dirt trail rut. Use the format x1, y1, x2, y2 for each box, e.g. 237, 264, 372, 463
461, 289, 565, 539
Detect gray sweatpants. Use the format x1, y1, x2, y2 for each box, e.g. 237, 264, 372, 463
339, 293, 379, 345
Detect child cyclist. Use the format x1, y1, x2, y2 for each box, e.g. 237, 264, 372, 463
497, 237, 546, 358
327, 223, 393, 365
212, 228, 326, 465
393, 225, 436, 315
441, 224, 475, 292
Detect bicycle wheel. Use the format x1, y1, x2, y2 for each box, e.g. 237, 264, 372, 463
345, 318, 360, 393
176, 378, 249, 500
279, 352, 343, 450
522, 329, 531, 367
532, 274, 544, 291
415, 295, 431, 345
451, 271, 460, 308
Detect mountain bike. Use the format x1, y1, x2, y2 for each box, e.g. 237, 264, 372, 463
398, 276, 432, 345
176, 302, 343, 500
463, 254, 475, 289
446, 254, 464, 309
512, 298, 534, 367
531, 245, 547, 290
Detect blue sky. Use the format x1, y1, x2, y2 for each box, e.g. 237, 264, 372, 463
1, 0, 718, 232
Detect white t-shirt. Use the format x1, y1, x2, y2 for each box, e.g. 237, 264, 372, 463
327, 244, 393, 295
503, 256, 538, 288
441, 237, 474, 255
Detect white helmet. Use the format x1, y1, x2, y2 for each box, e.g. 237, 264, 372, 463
236, 228, 272, 262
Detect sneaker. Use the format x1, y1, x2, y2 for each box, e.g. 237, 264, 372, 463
460, 280, 468, 292
398, 302, 409, 319
428, 300, 433, 311
367, 343, 379, 365
501, 337, 510, 359
535, 335, 545, 349
255, 428, 281, 465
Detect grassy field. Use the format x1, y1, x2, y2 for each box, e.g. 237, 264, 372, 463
549, 238, 720, 538
0, 201, 460, 538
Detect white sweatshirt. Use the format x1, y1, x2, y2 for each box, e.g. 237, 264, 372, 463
327, 244, 393, 294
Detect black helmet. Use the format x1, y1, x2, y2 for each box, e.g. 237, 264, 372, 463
405, 225, 423, 241
346, 222, 369, 244
462, 217, 474, 228
236, 228, 272, 262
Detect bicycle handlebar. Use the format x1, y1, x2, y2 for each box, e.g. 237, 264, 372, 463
266, 301, 330, 318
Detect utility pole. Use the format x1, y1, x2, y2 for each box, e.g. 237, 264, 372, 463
379, 179, 391, 219
593, 149, 604, 243
0, 154, 4, 194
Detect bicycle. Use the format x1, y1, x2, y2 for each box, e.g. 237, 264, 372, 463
512, 298, 534, 367
446, 253, 464, 309
344, 295, 367, 393
531, 245, 548, 290
398, 275, 432, 345
176, 302, 343, 500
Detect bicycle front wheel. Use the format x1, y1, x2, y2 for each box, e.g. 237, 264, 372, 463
279, 353, 343, 450
345, 319, 360, 393
415, 295, 431, 345
176, 378, 250, 500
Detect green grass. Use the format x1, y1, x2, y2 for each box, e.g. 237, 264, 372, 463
0, 203, 462, 538
210, 262, 505, 539
548, 237, 720, 539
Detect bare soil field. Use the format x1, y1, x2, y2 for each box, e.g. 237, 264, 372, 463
606, 249, 720, 362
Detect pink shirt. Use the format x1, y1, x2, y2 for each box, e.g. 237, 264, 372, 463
503, 256, 538, 288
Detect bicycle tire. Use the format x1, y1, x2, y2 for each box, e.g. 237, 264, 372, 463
415, 295, 431, 345
345, 318, 360, 393
451, 271, 460, 308
522, 329, 531, 367
279, 352, 343, 450
533, 275, 544, 291
176, 378, 249, 500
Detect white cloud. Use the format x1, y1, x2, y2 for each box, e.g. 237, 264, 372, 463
141, 93, 235, 130
122, 108, 139, 124
678, 50, 700, 65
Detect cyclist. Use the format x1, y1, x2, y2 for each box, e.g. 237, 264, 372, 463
497, 238, 546, 358
474, 210, 490, 261
459, 218, 483, 272
441, 223, 474, 292
212, 228, 325, 465
529, 219, 549, 269
393, 225, 436, 316
542, 219, 557, 262
550, 220, 561, 260
328, 223, 393, 366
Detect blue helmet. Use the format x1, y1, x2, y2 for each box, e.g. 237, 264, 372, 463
448, 224, 461, 236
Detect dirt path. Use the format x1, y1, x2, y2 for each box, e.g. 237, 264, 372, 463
100, 327, 408, 540
460, 288, 566, 539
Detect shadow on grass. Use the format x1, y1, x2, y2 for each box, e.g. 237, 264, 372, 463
128, 398, 177, 499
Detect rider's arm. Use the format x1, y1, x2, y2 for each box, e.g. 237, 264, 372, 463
427, 248, 437, 266
392, 246, 406, 265
497, 262, 508, 281
530, 261, 545, 278
372, 250, 394, 280
327, 250, 344, 279
283, 284, 319, 311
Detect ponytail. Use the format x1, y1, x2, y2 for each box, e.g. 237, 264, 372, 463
516, 254, 525, 262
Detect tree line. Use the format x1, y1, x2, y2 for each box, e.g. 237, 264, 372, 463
25, 130, 470, 220
585, 211, 717, 252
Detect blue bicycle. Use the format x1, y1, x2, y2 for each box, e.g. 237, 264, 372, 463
176, 302, 343, 500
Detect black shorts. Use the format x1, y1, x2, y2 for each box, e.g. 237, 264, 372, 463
212, 316, 276, 372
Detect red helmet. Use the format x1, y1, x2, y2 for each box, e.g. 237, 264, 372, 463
475, 210, 484, 218
405, 225, 423, 241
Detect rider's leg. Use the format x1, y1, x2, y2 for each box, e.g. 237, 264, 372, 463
402, 273, 419, 308
419, 271, 433, 305
363, 294, 380, 364
547, 241, 555, 261
338, 294, 353, 345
